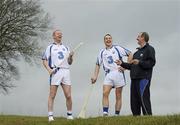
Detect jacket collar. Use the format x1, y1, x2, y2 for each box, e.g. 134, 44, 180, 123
137, 43, 149, 50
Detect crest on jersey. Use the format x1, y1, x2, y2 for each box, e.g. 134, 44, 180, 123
112, 51, 115, 54
140, 53, 143, 57
62, 48, 66, 51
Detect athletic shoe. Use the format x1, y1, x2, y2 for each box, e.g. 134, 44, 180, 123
67, 115, 74, 120
114, 114, 119, 116
103, 112, 108, 117
48, 116, 54, 122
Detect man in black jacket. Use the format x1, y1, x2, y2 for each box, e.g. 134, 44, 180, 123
115, 32, 156, 115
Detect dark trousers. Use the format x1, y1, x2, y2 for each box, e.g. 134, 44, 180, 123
130, 79, 152, 116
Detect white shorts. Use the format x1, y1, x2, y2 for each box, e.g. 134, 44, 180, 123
50, 68, 71, 86
104, 70, 126, 88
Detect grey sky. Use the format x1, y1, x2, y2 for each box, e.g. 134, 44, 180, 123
0, 0, 180, 117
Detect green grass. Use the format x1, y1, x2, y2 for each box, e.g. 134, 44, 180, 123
0, 114, 180, 125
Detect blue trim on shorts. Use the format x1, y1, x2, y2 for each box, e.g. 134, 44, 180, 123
49, 74, 52, 85
122, 71, 126, 83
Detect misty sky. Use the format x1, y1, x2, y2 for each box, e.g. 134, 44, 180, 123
0, 0, 180, 117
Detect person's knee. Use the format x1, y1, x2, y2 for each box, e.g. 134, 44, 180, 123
49, 94, 56, 100
49, 91, 56, 99
116, 95, 121, 101
116, 89, 122, 100
66, 94, 72, 100
103, 91, 109, 97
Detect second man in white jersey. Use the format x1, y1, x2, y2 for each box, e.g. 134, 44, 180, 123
91, 34, 132, 116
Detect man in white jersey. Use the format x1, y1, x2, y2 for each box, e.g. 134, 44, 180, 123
42, 30, 74, 121
91, 34, 132, 116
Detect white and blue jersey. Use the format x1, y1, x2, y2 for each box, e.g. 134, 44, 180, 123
42, 42, 70, 69
96, 45, 131, 74
96, 45, 131, 87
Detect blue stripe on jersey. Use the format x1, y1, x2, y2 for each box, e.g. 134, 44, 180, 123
114, 46, 122, 60
48, 45, 53, 69
118, 45, 131, 56
65, 46, 69, 51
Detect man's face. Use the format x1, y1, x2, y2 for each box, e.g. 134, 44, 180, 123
53, 30, 62, 42
104, 35, 113, 47
136, 32, 144, 45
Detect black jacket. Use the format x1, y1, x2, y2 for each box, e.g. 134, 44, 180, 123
121, 43, 156, 80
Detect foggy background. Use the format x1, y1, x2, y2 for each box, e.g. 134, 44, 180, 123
0, 0, 179, 117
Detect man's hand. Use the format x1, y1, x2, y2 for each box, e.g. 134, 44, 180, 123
91, 76, 97, 84
115, 60, 122, 65
69, 51, 74, 57
118, 66, 125, 72
131, 59, 140, 65
68, 51, 74, 65
48, 69, 54, 75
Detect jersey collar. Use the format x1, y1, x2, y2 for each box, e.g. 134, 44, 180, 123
53, 42, 62, 45
105, 45, 113, 50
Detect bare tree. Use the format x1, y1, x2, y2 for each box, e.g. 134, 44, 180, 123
0, 0, 50, 93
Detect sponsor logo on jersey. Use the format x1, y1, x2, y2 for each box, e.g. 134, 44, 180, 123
53, 49, 58, 51
104, 53, 107, 56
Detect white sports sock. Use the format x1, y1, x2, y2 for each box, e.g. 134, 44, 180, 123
48, 112, 53, 116
67, 111, 72, 116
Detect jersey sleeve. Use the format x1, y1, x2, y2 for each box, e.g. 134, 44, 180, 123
42, 45, 51, 60
117, 46, 131, 57
96, 49, 104, 66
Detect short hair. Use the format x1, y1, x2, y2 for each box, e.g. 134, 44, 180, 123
141, 32, 149, 42
52, 30, 61, 36
104, 34, 112, 40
